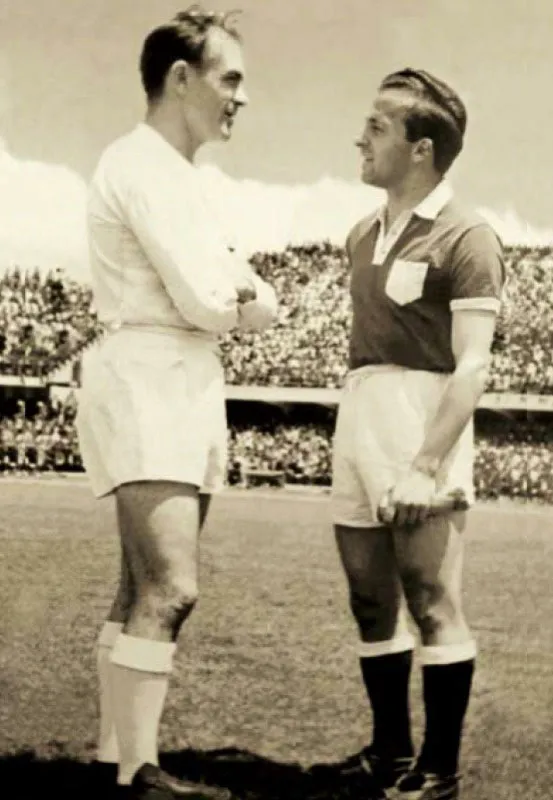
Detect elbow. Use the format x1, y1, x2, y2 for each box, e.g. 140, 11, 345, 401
189, 299, 239, 334
454, 354, 491, 393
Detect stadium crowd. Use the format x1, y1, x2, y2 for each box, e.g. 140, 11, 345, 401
0, 266, 97, 378
228, 415, 553, 503
0, 395, 81, 473
1, 243, 553, 501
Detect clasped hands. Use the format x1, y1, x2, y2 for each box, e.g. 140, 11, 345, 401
377, 468, 437, 528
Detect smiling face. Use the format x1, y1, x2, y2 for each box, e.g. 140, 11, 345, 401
179, 26, 248, 147
355, 89, 424, 190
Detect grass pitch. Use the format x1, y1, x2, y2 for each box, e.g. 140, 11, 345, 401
0, 480, 551, 800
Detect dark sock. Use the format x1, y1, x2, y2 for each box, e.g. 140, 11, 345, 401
418, 659, 475, 776
360, 649, 414, 759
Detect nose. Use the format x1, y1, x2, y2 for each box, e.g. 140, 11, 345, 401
235, 84, 249, 107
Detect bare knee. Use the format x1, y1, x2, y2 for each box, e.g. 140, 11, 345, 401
401, 568, 459, 638
135, 575, 199, 638
158, 574, 199, 619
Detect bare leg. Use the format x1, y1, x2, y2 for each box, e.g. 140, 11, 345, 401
334, 525, 414, 762
394, 512, 475, 778
109, 481, 201, 785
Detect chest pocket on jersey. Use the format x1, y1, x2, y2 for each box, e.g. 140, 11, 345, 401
385, 259, 429, 306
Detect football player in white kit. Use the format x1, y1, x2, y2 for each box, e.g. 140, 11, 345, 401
76, 7, 277, 799
310, 69, 504, 800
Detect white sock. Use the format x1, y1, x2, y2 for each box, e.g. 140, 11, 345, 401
110, 634, 176, 786
96, 620, 123, 763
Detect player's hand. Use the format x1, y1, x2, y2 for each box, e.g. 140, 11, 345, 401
386, 469, 437, 528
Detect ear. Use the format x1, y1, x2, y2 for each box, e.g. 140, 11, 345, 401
412, 137, 434, 164
166, 59, 191, 97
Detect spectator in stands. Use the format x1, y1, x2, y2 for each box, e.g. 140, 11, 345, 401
0, 265, 99, 378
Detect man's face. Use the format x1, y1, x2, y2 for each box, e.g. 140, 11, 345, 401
355, 90, 418, 189
183, 27, 248, 147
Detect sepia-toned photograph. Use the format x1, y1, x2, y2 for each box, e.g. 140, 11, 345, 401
0, 2, 551, 799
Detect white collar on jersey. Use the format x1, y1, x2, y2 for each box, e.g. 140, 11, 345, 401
412, 181, 453, 219
376, 180, 453, 225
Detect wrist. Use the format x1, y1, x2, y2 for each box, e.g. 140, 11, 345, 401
412, 455, 440, 479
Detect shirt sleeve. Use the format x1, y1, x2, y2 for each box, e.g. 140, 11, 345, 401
121, 165, 240, 334
237, 272, 278, 331
449, 224, 505, 313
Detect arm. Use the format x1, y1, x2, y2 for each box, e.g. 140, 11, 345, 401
390, 311, 497, 527
389, 223, 505, 526
122, 165, 240, 334
412, 309, 496, 475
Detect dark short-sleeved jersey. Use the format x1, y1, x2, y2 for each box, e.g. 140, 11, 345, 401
346, 183, 505, 373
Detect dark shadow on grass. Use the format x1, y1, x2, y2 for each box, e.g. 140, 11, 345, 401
162, 746, 315, 799
0, 745, 325, 800
0, 749, 117, 799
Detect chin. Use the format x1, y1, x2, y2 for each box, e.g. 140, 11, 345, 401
362, 171, 383, 188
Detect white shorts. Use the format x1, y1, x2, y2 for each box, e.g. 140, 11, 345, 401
76, 327, 227, 498
331, 365, 474, 528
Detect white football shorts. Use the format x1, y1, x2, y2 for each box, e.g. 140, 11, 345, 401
331, 365, 474, 527
76, 326, 227, 498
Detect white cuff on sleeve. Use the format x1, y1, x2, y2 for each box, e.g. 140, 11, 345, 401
450, 297, 500, 313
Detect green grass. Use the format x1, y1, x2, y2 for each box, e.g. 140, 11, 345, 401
0, 480, 552, 800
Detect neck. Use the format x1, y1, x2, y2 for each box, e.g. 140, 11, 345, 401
144, 103, 201, 163
385, 174, 442, 228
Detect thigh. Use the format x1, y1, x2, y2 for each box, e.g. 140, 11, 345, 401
115, 480, 201, 589
335, 525, 401, 604
116, 506, 136, 589
109, 511, 135, 622
393, 511, 467, 610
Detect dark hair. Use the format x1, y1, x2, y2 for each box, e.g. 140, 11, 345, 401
379, 68, 467, 174
140, 4, 241, 102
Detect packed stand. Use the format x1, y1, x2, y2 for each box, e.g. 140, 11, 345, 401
227, 411, 553, 503
486, 247, 553, 393
228, 422, 332, 486
0, 266, 99, 378
0, 395, 81, 473
221, 243, 351, 388
474, 414, 553, 502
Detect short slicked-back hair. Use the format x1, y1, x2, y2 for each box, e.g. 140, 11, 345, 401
140, 4, 242, 102
379, 68, 467, 175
